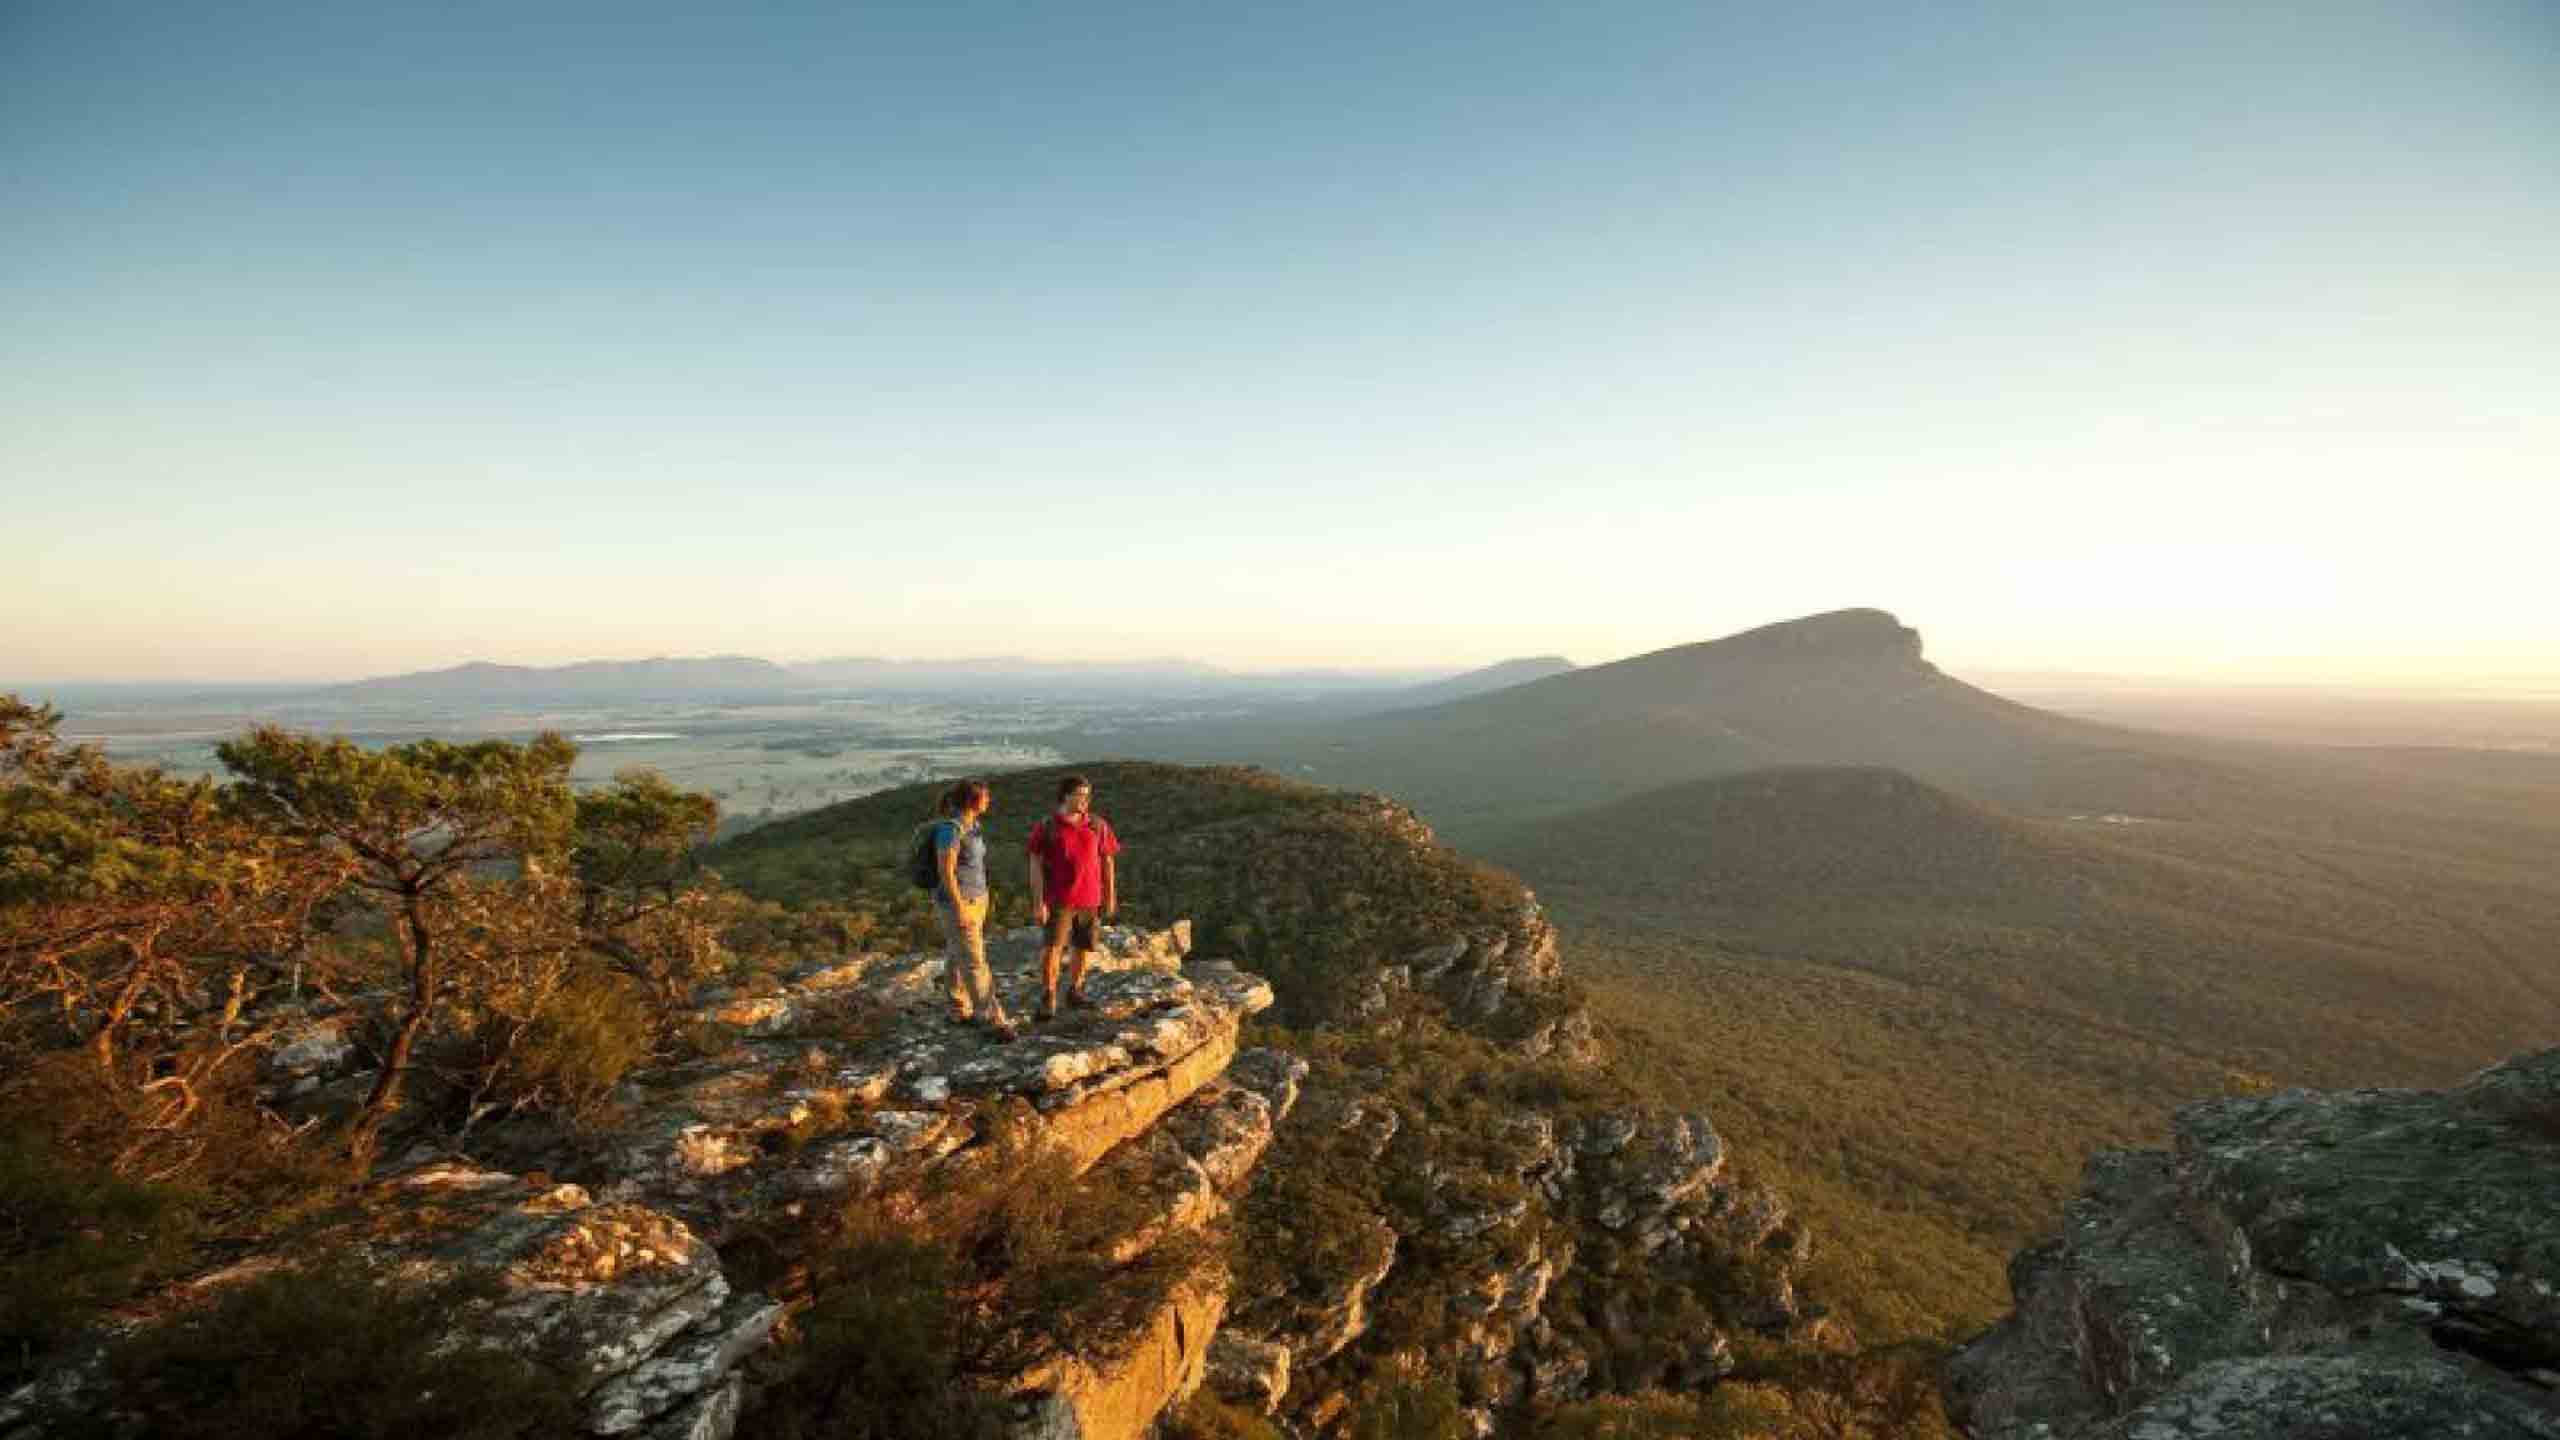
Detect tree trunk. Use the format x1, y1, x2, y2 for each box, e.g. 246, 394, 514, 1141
351, 892, 436, 1171
89, 946, 157, 1082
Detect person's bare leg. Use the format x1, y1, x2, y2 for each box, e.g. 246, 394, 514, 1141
1067, 944, 1092, 1004
1038, 923, 1065, 1018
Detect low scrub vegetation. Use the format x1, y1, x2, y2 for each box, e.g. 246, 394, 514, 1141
740, 1113, 1216, 1437
0, 694, 761, 1400
59, 1254, 578, 1440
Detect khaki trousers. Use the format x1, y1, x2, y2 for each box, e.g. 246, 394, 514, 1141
937, 896, 1001, 1021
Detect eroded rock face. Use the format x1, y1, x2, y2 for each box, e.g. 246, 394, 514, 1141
1948, 1047, 2560, 1440
1259, 1217, 1401, 1367
1015, 1278, 1229, 1440
1205, 1332, 1293, 1413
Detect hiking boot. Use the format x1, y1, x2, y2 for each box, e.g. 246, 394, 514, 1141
1065, 989, 1096, 1011
1035, 993, 1058, 1022
985, 1017, 1021, 1043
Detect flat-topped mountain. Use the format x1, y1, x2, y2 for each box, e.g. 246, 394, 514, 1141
1131, 608, 2560, 863
1130, 608, 2147, 842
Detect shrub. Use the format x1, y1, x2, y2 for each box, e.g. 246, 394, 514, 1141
742, 1233, 1007, 1440
1164, 1392, 1287, 1440
59, 1254, 579, 1440
1344, 1377, 1467, 1440
742, 1113, 1218, 1436
0, 1127, 199, 1388
457, 969, 656, 1124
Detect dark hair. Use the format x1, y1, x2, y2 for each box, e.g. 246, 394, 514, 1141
937, 778, 990, 818
1056, 775, 1092, 802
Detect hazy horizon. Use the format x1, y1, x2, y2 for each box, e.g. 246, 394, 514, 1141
8, 2, 2555, 689
12, 618, 2560, 697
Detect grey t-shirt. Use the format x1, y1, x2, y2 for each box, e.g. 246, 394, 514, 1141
931, 818, 988, 902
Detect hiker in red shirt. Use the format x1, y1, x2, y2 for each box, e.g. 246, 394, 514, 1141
1026, 774, 1121, 1021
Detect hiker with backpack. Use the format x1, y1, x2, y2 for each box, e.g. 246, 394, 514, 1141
911, 777, 1018, 1042
1027, 774, 1122, 1021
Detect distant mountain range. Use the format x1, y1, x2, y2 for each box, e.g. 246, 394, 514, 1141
329, 656, 799, 699
1365, 654, 1576, 710
323, 653, 1572, 703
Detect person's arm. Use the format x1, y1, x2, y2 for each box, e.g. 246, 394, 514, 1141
936, 825, 967, 916
1101, 820, 1120, 918
1027, 823, 1049, 921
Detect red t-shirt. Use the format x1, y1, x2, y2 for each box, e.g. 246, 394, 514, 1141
1028, 813, 1120, 909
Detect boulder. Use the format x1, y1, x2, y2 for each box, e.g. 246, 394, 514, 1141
1204, 1332, 1293, 1413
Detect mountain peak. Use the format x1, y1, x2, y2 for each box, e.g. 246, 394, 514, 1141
1709, 607, 1923, 661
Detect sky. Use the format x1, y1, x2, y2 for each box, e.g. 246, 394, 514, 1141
4, 0, 2555, 686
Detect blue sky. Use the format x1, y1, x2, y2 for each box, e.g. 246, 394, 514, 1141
5, 0, 2555, 684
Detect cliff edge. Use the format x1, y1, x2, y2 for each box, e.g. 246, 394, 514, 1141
1947, 1047, 2560, 1439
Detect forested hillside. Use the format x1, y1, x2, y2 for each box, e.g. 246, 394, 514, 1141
1106, 611, 2560, 1335
710, 763, 1954, 1434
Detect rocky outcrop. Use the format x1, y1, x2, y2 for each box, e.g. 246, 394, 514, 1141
1947, 1046, 2560, 1439
1404, 904, 1568, 1032
592, 924, 1270, 1236
1015, 1278, 1229, 1440
17, 924, 1281, 1440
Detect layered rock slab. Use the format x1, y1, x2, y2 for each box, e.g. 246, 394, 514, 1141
602, 926, 1271, 1232
1949, 1046, 2560, 1440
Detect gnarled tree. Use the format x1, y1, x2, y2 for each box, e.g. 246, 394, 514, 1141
217, 729, 578, 1165
572, 767, 726, 1010
2, 698, 344, 1163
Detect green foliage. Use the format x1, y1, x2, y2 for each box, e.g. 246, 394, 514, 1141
61, 1254, 579, 1440
457, 968, 657, 1121
1344, 1377, 1467, 1440
0, 1043, 357, 1387
573, 768, 728, 1007
741, 1115, 1218, 1437
2, 698, 345, 1087
218, 728, 582, 868
1485, 758, 2560, 1337
0, 1125, 200, 1387
1532, 1346, 1955, 1440
1, 703, 754, 1388
743, 1234, 1008, 1440
1163, 1393, 1288, 1440
1536, 1393, 1761, 1440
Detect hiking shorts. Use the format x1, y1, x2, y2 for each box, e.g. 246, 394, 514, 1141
1045, 905, 1100, 953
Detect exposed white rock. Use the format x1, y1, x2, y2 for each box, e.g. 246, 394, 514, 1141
587, 1293, 782, 1435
